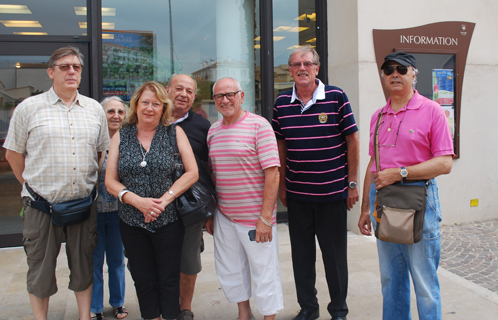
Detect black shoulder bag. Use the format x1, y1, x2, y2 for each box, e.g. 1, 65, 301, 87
168, 124, 217, 227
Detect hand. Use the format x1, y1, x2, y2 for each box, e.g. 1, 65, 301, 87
358, 207, 372, 236
373, 168, 400, 190
255, 218, 272, 243
204, 217, 214, 235
347, 187, 359, 210
133, 197, 164, 223
278, 188, 287, 207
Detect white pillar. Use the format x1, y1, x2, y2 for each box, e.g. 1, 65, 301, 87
215, 0, 256, 113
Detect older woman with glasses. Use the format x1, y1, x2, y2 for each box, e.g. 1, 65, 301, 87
106, 82, 198, 320
91, 96, 128, 320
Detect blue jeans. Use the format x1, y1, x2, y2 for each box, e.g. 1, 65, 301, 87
91, 211, 126, 313
369, 179, 442, 320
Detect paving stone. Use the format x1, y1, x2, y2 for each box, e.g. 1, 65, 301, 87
441, 218, 498, 293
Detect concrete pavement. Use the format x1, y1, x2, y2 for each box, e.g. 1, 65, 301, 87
1, 222, 497, 319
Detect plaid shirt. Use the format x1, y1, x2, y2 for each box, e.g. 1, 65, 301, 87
3, 87, 109, 203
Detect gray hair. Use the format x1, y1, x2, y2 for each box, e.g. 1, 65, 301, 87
48, 46, 84, 68
168, 73, 197, 93
288, 44, 320, 67
100, 96, 126, 109
212, 77, 242, 94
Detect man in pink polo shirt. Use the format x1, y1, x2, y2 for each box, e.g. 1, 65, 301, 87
358, 52, 453, 320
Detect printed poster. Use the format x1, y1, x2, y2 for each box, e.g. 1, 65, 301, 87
442, 106, 454, 138
432, 69, 454, 105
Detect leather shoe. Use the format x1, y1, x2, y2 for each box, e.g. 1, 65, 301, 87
293, 309, 319, 320
331, 316, 347, 320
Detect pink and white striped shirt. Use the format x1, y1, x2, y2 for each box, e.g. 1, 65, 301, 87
207, 112, 280, 227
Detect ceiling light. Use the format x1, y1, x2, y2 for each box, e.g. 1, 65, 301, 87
254, 44, 261, 49
0, 5, 32, 14
79, 22, 115, 29
287, 45, 301, 50
0, 20, 41, 27
295, 13, 316, 21
102, 33, 114, 40
273, 26, 292, 32
306, 38, 316, 43
13, 32, 48, 35
290, 27, 309, 32
254, 36, 285, 41
74, 7, 116, 16
274, 26, 308, 32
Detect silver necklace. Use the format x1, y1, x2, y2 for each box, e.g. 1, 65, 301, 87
140, 144, 148, 167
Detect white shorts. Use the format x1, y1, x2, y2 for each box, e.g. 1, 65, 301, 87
213, 210, 284, 316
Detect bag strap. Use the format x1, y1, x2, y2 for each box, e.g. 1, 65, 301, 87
167, 124, 185, 181
374, 111, 383, 173
374, 110, 430, 188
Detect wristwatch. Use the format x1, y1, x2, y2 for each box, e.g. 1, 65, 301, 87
348, 181, 357, 189
168, 189, 175, 197
400, 167, 408, 182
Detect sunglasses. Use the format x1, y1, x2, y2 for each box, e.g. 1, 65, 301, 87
382, 65, 408, 76
53, 64, 82, 72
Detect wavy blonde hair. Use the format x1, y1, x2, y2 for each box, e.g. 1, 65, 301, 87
127, 81, 172, 126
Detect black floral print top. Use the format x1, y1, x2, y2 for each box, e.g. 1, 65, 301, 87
118, 124, 177, 232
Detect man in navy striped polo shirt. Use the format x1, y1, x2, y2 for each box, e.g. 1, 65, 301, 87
272, 45, 359, 320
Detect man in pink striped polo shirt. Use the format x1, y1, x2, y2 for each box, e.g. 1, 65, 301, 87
205, 77, 283, 320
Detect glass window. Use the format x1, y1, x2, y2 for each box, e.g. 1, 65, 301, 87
272, 0, 316, 98
0, 0, 87, 36
102, 0, 260, 123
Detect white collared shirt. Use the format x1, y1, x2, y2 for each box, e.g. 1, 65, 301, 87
290, 79, 326, 113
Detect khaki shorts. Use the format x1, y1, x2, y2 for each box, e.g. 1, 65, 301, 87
179, 221, 203, 275
22, 198, 98, 298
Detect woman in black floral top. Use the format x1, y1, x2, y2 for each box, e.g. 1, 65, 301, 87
106, 81, 198, 320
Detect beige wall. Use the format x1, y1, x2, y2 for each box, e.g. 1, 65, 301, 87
327, 0, 498, 232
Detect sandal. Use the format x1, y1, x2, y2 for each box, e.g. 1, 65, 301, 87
91, 313, 105, 320
114, 306, 129, 319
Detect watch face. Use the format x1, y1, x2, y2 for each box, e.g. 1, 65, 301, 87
401, 168, 408, 177
349, 181, 357, 188
169, 190, 174, 195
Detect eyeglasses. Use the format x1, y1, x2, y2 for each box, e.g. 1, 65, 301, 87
289, 61, 317, 69
379, 110, 407, 148
213, 90, 241, 101
382, 65, 408, 76
53, 64, 82, 72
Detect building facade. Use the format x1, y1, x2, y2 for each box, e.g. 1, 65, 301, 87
0, 0, 494, 246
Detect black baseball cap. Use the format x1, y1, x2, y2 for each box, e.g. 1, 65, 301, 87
381, 51, 416, 69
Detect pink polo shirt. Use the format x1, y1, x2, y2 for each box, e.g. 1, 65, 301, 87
369, 90, 454, 173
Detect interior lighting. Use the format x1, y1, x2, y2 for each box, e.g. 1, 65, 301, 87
13, 32, 47, 35
273, 26, 308, 32
0, 20, 41, 27
74, 7, 116, 16
79, 22, 115, 29
306, 38, 316, 43
0, 5, 32, 14
295, 13, 316, 21
254, 36, 285, 41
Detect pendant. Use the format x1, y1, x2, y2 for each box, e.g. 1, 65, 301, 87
140, 161, 147, 167
387, 128, 391, 132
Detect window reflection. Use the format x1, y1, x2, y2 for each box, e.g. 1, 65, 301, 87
0, 0, 87, 36
102, 0, 260, 123
272, 0, 316, 98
